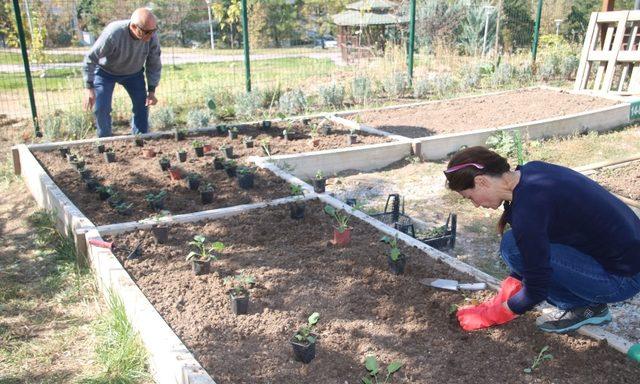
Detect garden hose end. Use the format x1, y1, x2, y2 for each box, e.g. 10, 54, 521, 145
627, 343, 640, 363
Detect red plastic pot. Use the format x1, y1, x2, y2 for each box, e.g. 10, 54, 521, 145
142, 148, 156, 158
332, 227, 352, 246
168, 167, 182, 180
203, 144, 213, 153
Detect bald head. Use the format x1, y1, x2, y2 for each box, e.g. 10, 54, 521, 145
131, 8, 157, 30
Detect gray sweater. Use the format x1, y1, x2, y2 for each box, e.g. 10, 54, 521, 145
82, 20, 162, 92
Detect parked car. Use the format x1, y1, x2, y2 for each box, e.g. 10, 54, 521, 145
315, 36, 338, 49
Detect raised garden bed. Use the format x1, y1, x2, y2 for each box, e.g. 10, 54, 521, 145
591, 160, 640, 201
350, 88, 620, 138
107, 200, 638, 382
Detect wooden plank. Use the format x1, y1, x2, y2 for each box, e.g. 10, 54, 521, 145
11, 146, 20, 175
629, 65, 640, 92
575, 12, 600, 90
619, 64, 631, 91
603, 24, 615, 50
593, 63, 607, 90
603, 15, 629, 92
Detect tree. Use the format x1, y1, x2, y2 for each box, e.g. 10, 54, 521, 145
0, 2, 20, 48
212, 0, 242, 48
501, 0, 534, 53
563, 0, 598, 44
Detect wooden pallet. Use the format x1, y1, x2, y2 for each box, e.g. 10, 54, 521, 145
575, 10, 640, 94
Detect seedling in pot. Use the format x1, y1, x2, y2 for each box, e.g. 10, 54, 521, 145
85, 177, 100, 192
145, 190, 167, 211
213, 156, 224, 170
237, 166, 255, 189
324, 205, 352, 246
192, 139, 205, 157
261, 120, 271, 130
159, 156, 171, 171
223, 160, 237, 177
282, 128, 290, 141
92, 141, 105, 154
185, 235, 224, 276
216, 124, 228, 135
308, 124, 320, 147
199, 182, 215, 204
134, 133, 144, 147
77, 166, 91, 180
175, 128, 187, 141
175, 149, 187, 163
291, 312, 320, 364
361, 355, 403, 384
186, 172, 201, 191
260, 138, 271, 157
524, 345, 553, 374
380, 234, 406, 275
228, 126, 239, 140
220, 144, 233, 159
104, 148, 116, 163
347, 128, 357, 145
107, 191, 123, 208
289, 184, 306, 219
66, 152, 77, 163
59, 146, 70, 158
114, 201, 133, 216
312, 170, 326, 193
224, 273, 255, 315
320, 121, 332, 135
96, 185, 115, 201
142, 210, 172, 244
243, 135, 254, 148
71, 156, 85, 170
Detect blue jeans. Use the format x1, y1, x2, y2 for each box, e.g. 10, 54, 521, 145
93, 68, 148, 137
500, 230, 640, 310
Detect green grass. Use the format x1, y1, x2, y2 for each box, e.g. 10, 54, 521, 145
78, 293, 150, 384
0, 51, 84, 65
0, 155, 17, 187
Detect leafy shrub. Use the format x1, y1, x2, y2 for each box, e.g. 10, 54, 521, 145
539, 54, 561, 81
150, 106, 176, 131
234, 91, 263, 119
412, 78, 430, 98
317, 82, 345, 109
42, 115, 63, 140
491, 63, 515, 87
433, 74, 456, 97
516, 62, 535, 84
351, 76, 371, 104
383, 72, 408, 98
460, 69, 481, 90
561, 55, 580, 80
261, 84, 282, 109
186, 109, 212, 129
64, 111, 94, 140
278, 89, 307, 115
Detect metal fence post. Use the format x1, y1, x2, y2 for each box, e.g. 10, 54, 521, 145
407, 0, 416, 87
12, 0, 41, 137
241, 0, 251, 92
531, 0, 544, 63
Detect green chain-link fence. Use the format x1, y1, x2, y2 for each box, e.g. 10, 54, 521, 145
1, 0, 634, 139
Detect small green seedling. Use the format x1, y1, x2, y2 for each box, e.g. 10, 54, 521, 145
290, 184, 305, 197
361, 355, 403, 384
186, 235, 224, 262
309, 123, 319, 137
424, 224, 447, 238
324, 205, 350, 233
293, 312, 320, 345
524, 345, 553, 373
191, 139, 204, 148
145, 190, 167, 204
260, 138, 271, 157
315, 170, 324, 180
224, 274, 255, 296
380, 234, 401, 262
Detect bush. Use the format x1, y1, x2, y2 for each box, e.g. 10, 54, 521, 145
351, 76, 371, 104
64, 111, 94, 140
317, 82, 345, 109
561, 55, 580, 80
42, 115, 63, 140
460, 70, 481, 90
261, 84, 282, 109
539, 54, 561, 81
187, 109, 212, 129
382, 72, 409, 99
433, 74, 456, 97
491, 63, 515, 87
516, 62, 535, 84
412, 78, 430, 98
278, 89, 307, 115
150, 106, 176, 131
235, 91, 263, 119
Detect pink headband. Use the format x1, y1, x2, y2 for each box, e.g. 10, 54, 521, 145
444, 163, 485, 174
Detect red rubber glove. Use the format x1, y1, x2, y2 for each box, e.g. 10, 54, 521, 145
457, 301, 517, 331
457, 276, 522, 314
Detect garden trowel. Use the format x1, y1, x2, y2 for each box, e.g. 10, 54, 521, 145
420, 278, 486, 291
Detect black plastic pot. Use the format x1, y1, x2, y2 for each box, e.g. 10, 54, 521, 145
243, 139, 254, 148
194, 147, 204, 157
177, 152, 187, 162
95, 144, 105, 154
213, 158, 224, 170
347, 134, 357, 145
228, 130, 238, 140
191, 260, 210, 275
289, 202, 306, 219
261, 120, 271, 130
345, 198, 357, 207
79, 168, 92, 180
135, 138, 144, 147
291, 336, 316, 364
201, 190, 214, 204
85, 179, 100, 192
312, 178, 326, 193
104, 152, 116, 163
66, 153, 77, 163
175, 130, 186, 141
229, 292, 249, 315
224, 165, 237, 177
159, 160, 171, 171
387, 254, 406, 275
187, 178, 201, 191
321, 125, 332, 136
59, 147, 70, 158
302, 118, 311, 126
151, 225, 169, 244
238, 173, 254, 189
221, 146, 233, 159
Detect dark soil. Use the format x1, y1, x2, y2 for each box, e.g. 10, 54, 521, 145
591, 161, 640, 201
109, 200, 639, 383
354, 88, 620, 138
